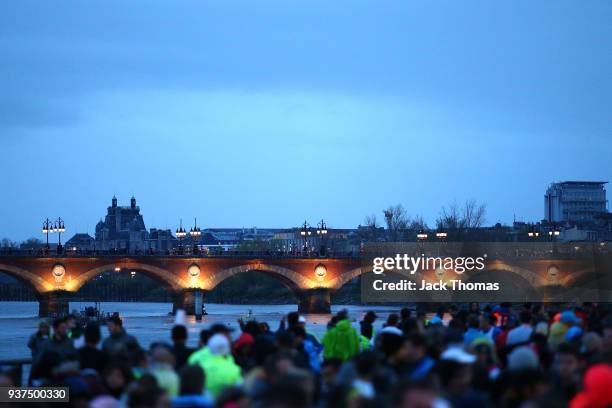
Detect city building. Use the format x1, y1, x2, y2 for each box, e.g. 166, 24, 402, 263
147, 228, 176, 252
95, 196, 149, 251
65, 233, 95, 252
544, 181, 608, 225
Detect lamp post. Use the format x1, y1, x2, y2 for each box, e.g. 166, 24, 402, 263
527, 225, 540, 240
435, 229, 447, 256
54, 217, 65, 254
299, 221, 311, 255
548, 225, 560, 241
435, 230, 448, 240
416, 229, 428, 241
42, 218, 52, 252
316, 219, 328, 256
176, 219, 187, 254
190, 218, 201, 255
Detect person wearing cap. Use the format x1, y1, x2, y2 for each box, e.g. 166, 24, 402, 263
549, 310, 582, 351
297, 315, 323, 353
28, 320, 50, 359
377, 327, 413, 377
437, 346, 487, 407
360, 311, 377, 336
560, 310, 583, 327
471, 337, 500, 381
359, 321, 373, 351
233, 332, 255, 370
102, 315, 140, 360
195, 333, 242, 398
566, 326, 583, 343
428, 315, 443, 326
188, 323, 236, 368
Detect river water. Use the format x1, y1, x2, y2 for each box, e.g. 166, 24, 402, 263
0, 302, 401, 360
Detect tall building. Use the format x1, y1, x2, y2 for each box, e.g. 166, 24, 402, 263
544, 181, 608, 224
95, 196, 148, 251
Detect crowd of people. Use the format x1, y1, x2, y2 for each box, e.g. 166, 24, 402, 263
5, 302, 612, 408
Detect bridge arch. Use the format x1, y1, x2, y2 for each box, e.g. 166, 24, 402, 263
454, 268, 540, 302
327, 261, 545, 292
203, 263, 318, 292
71, 263, 188, 292
561, 267, 606, 288
0, 264, 53, 293
480, 262, 543, 287
328, 265, 371, 290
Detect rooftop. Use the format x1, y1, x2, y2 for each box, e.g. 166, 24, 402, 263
557, 181, 607, 185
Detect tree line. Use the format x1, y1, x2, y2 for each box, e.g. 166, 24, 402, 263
360, 199, 487, 242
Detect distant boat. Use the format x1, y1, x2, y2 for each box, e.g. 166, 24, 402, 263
75, 302, 107, 324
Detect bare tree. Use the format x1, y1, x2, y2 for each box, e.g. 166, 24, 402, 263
0, 238, 18, 248
364, 214, 379, 229
462, 199, 486, 228
361, 214, 383, 242
436, 200, 486, 230
383, 204, 409, 241
408, 214, 428, 231
436, 203, 461, 230
21, 238, 43, 248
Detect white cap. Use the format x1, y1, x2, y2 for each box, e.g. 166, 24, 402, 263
380, 326, 403, 336
207, 334, 230, 356
298, 315, 306, 324
440, 346, 476, 364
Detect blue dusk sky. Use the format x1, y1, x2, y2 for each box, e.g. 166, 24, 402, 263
0, 1, 610, 241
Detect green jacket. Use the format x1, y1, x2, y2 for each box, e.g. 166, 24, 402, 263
359, 335, 371, 351
188, 347, 241, 397
323, 319, 360, 361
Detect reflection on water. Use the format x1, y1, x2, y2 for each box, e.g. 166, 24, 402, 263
0, 302, 402, 360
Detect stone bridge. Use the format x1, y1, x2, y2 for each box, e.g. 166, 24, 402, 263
0, 249, 609, 316
0, 256, 363, 316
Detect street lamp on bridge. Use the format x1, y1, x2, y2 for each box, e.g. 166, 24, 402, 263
190, 218, 201, 254
300, 221, 311, 255
417, 229, 428, 241
548, 225, 560, 241
52, 217, 66, 254
435, 230, 448, 240
316, 219, 328, 256
176, 219, 187, 254
527, 225, 540, 239
42, 218, 53, 252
